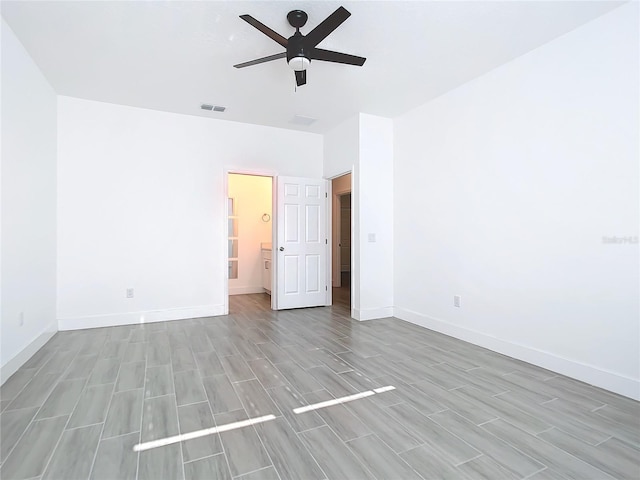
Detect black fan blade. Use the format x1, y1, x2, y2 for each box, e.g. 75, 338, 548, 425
240, 14, 288, 47
305, 6, 351, 47
295, 70, 306, 86
311, 48, 366, 66
234, 52, 286, 68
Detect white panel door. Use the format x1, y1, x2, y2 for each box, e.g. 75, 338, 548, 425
276, 176, 327, 310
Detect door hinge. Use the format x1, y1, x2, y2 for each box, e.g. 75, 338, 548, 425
326, 286, 328, 291
325, 192, 328, 198
325, 239, 328, 244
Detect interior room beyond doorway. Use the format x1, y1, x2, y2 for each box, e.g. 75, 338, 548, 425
332, 173, 352, 310
227, 173, 273, 312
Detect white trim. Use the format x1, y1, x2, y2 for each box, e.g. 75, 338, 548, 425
229, 286, 267, 296
57, 304, 225, 331
350, 164, 359, 320
324, 178, 331, 307
352, 306, 394, 321
1, 323, 57, 384
222, 170, 231, 315
394, 306, 640, 401
270, 176, 277, 310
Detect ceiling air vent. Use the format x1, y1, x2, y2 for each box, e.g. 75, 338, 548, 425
201, 104, 226, 112
289, 115, 317, 126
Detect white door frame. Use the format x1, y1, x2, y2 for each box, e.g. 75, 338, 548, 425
223, 168, 277, 315
324, 178, 332, 307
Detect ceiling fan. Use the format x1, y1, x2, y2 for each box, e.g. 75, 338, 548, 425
233, 6, 366, 87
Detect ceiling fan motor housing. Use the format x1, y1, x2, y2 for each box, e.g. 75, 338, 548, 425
287, 32, 310, 71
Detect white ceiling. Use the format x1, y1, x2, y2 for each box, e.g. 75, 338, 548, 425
1, 1, 624, 133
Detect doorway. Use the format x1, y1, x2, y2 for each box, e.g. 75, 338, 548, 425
227, 173, 273, 313
331, 173, 352, 310
225, 173, 331, 314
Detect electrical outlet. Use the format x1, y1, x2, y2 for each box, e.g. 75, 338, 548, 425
126, 288, 134, 299
19, 311, 24, 326
454, 295, 461, 308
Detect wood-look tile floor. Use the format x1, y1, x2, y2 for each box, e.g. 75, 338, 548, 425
1, 292, 639, 480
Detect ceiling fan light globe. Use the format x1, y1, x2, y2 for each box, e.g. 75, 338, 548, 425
288, 56, 310, 71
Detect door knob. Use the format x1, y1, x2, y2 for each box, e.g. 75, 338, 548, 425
279, 247, 284, 251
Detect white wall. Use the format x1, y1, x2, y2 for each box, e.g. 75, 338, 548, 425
324, 114, 394, 321
1, 19, 58, 382
325, 116, 359, 313
324, 115, 359, 180
228, 174, 272, 295
358, 114, 394, 320
57, 97, 322, 329
393, 3, 639, 399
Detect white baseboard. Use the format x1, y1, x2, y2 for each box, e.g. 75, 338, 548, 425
1, 323, 57, 385
229, 286, 267, 296
58, 304, 226, 331
352, 306, 394, 321
394, 307, 640, 401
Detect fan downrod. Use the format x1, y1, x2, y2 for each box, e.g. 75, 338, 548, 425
287, 10, 308, 30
